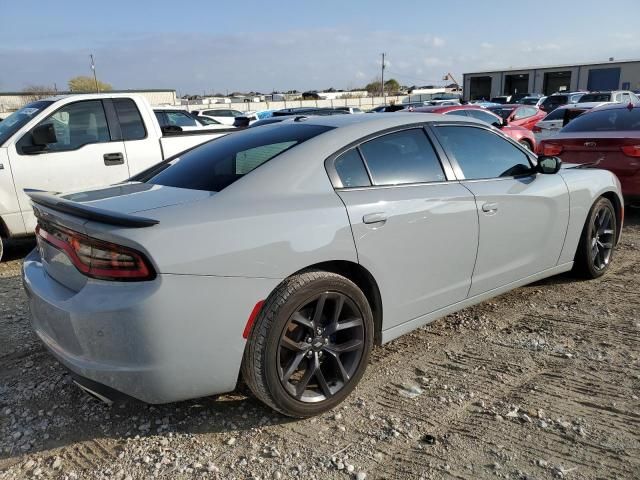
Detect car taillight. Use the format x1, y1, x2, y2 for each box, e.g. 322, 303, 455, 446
36, 223, 155, 281
621, 145, 640, 157
542, 143, 563, 156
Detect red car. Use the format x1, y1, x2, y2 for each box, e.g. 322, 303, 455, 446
539, 103, 640, 203
487, 104, 547, 130
411, 105, 538, 151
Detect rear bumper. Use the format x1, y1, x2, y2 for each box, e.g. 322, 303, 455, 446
22, 249, 280, 403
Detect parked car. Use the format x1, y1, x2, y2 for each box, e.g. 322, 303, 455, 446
412, 105, 537, 150
532, 102, 611, 143
539, 103, 640, 203
510, 92, 539, 103
153, 108, 233, 132
367, 105, 388, 113
0, 94, 229, 260
198, 108, 245, 126
487, 104, 547, 130
539, 92, 586, 112
577, 90, 639, 104
469, 100, 501, 108
23, 113, 623, 417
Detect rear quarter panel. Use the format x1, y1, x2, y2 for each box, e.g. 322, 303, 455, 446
83, 137, 358, 279
557, 167, 623, 264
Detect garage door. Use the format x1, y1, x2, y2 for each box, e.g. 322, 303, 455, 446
469, 76, 492, 100
587, 68, 621, 91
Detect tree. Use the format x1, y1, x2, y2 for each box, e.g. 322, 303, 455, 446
365, 78, 382, 96
384, 78, 401, 95
68, 76, 112, 92
22, 85, 56, 101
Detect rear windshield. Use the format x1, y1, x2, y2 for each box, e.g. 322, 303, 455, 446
488, 107, 516, 119
561, 107, 640, 132
578, 93, 611, 103
141, 123, 332, 192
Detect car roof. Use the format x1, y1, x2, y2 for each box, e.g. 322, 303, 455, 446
288, 112, 484, 131
584, 102, 639, 112
488, 104, 520, 108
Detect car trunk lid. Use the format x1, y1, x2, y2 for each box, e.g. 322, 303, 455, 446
27, 183, 212, 291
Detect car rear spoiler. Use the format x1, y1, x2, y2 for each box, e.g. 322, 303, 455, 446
25, 189, 159, 228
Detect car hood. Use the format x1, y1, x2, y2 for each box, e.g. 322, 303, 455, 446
60, 182, 214, 215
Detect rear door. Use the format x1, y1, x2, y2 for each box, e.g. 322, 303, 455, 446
332, 127, 479, 329
432, 124, 569, 296
9, 99, 130, 232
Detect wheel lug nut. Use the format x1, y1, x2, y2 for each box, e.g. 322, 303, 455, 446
306, 337, 312, 343
324, 338, 329, 344
307, 351, 313, 358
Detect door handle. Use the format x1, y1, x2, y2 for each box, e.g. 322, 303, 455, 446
482, 202, 499, 213
363, 212, 387, 225
103, 152, 124, 166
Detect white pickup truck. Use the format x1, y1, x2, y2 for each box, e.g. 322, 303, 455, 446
0, 93, 233, 260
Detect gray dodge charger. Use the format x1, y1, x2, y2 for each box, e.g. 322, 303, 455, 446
23, 113, 623, 417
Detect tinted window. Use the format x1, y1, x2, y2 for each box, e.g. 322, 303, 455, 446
515, 107, 537, 119
465, 109, 501, 125
443, 110, 469, 117
359, 129, 445, 185
334, 149, 370, 188
143, 124, 332, 192
436, 126, 532, 179
542, 95, 568, 109
561, 107, 640, 132
542, 108, 567, 121
114, 99, 146, 140
579, 93, 612, 103
488, 107, 516, 120
22, 100, 110, 153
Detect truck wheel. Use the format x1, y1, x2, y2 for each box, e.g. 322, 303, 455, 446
242, 270, 373, 418
573, 197, 617, 279
0, 236, 4, 262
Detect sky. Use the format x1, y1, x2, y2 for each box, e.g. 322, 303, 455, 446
1, 0, 639, 95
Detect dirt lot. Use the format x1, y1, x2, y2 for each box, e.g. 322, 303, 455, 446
1, 212, 639, 480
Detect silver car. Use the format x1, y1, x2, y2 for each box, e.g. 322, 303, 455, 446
23, 113, 623, 417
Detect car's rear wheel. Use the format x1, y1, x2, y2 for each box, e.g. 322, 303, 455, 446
242, 270, 373, 417
574, 197, 617, 278
0, 236, 4, 262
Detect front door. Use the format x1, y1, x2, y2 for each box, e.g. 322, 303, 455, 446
432, 124, 570, 296
8, 99, 130, 232
332, 127, 479, 329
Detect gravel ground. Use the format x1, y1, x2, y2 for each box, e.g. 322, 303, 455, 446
1, 211, 639, 480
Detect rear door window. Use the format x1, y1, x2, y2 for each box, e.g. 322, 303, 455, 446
143, 124, 332, 192
465, 109, 501, 125
358, 129, 446, 185
334, 149, 371, 188
114, 98, 146, 140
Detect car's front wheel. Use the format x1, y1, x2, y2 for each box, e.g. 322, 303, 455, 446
574, 197, 617, 278
242, 270, 373, 417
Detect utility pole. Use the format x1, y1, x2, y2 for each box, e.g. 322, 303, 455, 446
90, 54, 99, 93
381, 53, 386, 104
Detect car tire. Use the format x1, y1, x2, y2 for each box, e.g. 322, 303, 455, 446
573, 197, 617, 279
242, 270, 374, 418
518, 139, 532, 151
0, 236, 4, 262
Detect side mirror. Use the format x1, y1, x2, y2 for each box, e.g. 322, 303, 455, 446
537, 156, 562, 174
32, 123, 57, 146
491, 119, 505, 129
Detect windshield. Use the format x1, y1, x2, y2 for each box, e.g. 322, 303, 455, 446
561, 107, 640, 132
0, 101, 53, 146
488, 107, 515, 119
578, 93, 612, 103
139, 123, 333, 192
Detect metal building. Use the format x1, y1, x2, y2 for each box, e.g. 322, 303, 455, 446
463, 59, 640, 100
